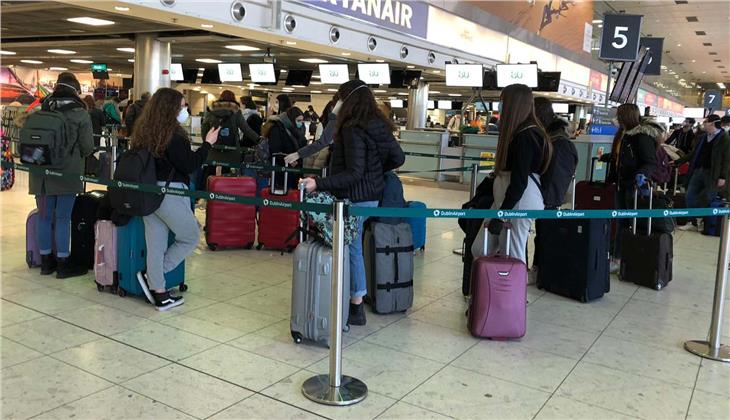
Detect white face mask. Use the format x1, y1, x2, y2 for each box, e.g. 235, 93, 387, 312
332, 100, 343, 115
177, 107, 189, 123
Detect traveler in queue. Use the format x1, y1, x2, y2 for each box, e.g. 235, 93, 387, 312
275, 93, 293, 115
267, 106, 307, 188
645, 120, 672, 185
600, 104, 657, 271
471, 84, 552, 266
131, 88, 219, 311
667, 118, 695, 154
202, 90, 260, 148
284, 93, 340, 168
83, 95, 105, 146
676, 114, 730, 232
30, 73, 94, 279
721, 115, 730, 134
241, 96, 263, 136
103, 96, 122, 126
124, 91, 150, 136
300, 79, 405, 326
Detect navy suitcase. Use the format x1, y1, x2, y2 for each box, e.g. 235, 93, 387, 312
116, 217, 186, 298
406, 201, 427, 251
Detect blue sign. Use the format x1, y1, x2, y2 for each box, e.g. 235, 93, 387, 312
305, 0, 429, 39
589, 124, 618, 136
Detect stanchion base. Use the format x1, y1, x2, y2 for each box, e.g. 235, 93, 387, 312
452, 248, 464, 256
302, 374, 368, 406
684, 340, 730, 362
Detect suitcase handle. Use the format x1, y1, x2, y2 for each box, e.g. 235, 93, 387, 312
270, 153, 289, 195
632, 180, 654, 236
298, 182, 307, 243
482, 222, 512, 257
589, 157, 599, 184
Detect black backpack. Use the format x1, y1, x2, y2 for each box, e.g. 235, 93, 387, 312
213, 113, 239, 147
538, 135, 578, 208
109, 148, 173, 216
376, 171, 407, 224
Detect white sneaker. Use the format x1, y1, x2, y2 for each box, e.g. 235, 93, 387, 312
136, 271, 155, 304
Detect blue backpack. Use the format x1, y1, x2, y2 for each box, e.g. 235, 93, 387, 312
376, 171, 407, 224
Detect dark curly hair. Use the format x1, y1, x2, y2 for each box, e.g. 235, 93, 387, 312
130, 88, 185, 156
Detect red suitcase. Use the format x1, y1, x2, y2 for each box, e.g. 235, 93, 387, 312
468, 225, 527, 339
575, 157, 617, 239
205, 176, 257, 250
257, 188, 300, 251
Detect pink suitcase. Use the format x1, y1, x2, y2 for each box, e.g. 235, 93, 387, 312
94, 220, 118, 292
468, 225, 527, 339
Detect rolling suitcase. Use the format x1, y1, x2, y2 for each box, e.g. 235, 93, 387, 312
468, 225, 527, 339
70, 191, 106, 269
26, 209, 52, 268
575, 157, 616, 210
257, 158, 299, 251
670, 169, 688, 226
93, 220, 117, 292
619, 185, 673, 290
290, 239, 350, 347
205, 176, 257, 250
116, 217, 186, 298
363, 222, 414, 314
406, 201, 427, 251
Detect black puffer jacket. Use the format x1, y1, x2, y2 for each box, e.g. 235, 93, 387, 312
315, 118, 405, 202
604, 124, 657, 191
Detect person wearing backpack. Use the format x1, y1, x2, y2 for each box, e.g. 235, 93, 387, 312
124, 91, 150, 136
266, 106, 308, 189
300, 80, 405, 326
202, 90, 260, 148
130, 88, 218, 311
26, 72, 94, 278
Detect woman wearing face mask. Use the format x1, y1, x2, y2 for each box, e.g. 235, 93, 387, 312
131, 88, 219, 311
300, 80, 405, 326
284, 93, 340, 167
267, 106, 307, 189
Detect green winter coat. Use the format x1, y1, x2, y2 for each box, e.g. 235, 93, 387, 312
28, 96, 94, 196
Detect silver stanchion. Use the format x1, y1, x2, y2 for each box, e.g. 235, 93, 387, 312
453, 163, 481, 256
302, 200, 368, 405
684, 211, 730, 362
110, 136, 117, 179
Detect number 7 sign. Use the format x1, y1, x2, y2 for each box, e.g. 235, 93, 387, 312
599, 14, 643, 62
705, 90, 723, 111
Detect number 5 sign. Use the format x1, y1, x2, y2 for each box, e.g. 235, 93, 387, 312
599, 14, 643, 61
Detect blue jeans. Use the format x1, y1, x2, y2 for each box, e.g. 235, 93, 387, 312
686, 169, 715, 213
35, 194, 76, 258
349, 200, 378, 299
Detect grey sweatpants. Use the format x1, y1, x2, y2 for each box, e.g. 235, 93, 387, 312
143, 182, 199, 290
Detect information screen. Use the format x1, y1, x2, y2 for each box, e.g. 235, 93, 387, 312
218, 63, 243, 82
552, 103, 569, 113
169, 63, 184, 81
319, 64, 349, 84
389, 99, 404, 108
496, 64, 538, 88
437, 100, 452, 110
683, 107, 705, 119
248, 63, 276, 83
358, 63, 390, 85
445, 64, 483, 87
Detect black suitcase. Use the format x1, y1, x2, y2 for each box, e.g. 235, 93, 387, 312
669, 169, 688, 226
619, 186, 673, 290
70, 190, 106, 269
536, 218, 610, 302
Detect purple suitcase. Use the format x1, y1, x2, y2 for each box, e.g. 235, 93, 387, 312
94, 220, 118, 292
467, 225, 527, 339
26, 209, 41, 268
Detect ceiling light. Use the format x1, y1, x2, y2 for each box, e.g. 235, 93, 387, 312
20, 60, 43, 64
341, 52, 351, 56
677, 43, 682, 47
0, 50, 16, 55
407, 65, 415, 69
374, 89, 387, 93
198, 67, 205, 70
49, 67, 68, 71
448, 93, 461, 97
692, 60, 696, 63
293, 85, 306, 88
114, 6, 130, 11
128, 59, 135, 63
197, 72, 204, 76
397, 92, 408, 96
376, 59, 385, 63
67, 17, 115, 26
248, 83, 257, 88
598, 24, 603, 28
299, 58, 328, 64
225, 45, 259, 52
327, 88, 338, 92
286, 41, 297, 45
432, 70, 441, 74
116, 47, 135, 53
312, 75, 321, 79
592, 19, 603, 24
311, 90, 322, 94
70, 59, 93, 64
430, 91, 440, 94
310, 81, 323, 85
47, 49, 76, 55
591, 47, 600, 51
718, 82, 727, 89
702, 71, 707, 74
196, 58, 222, 63
201, 24, 214, 29
280, 69, 288, 73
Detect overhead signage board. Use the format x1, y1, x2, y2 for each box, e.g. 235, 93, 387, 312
170, 63, 184, 81
496, 64, 538, 88
305, 0, 428, 38
552, 103, 569, 113
91, 63, 107, 72
599, 14, 643, 61
684, 107, 705, 119
218, 63, 243, 82
390, 99, 404, 108
592, 106, 617, 125
445, 64, 483, 87
437, 100, 452, 110
248, 64, 276, 83
640, 37, 663, 75
319, 64, 350, 84
704, 90, 723, 111
358, 63, 390, 85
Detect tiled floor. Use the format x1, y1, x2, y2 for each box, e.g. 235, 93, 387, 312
2, 172, 730, 420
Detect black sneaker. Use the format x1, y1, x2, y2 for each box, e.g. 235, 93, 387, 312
348, 302, 366, 326
153, 291, 184, 312
136, 271, 155, 304
40, 254, 57, 275
56, 257, 87, 279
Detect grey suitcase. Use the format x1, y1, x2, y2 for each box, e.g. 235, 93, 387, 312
364, 222, 414, 314
290, 239, 350, 347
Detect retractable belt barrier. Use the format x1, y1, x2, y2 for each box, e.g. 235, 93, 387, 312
3, 161, 722, 220
402, 151, 490, 161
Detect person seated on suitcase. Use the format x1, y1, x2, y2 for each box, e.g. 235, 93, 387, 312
131, 88, 219, 311
268, 106, 308, 190
300, 80, 406, 326
29, 72, 95, 279
674, 114, 730, 232
599, 104, 657, 272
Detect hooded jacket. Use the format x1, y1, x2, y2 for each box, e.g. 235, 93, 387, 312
201, 100, 260, 147
28, 95, 94, 195
315, 118, 405, 203
605, 123, 657, 190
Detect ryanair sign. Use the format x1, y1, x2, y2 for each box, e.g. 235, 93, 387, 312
307, 0, 429, 38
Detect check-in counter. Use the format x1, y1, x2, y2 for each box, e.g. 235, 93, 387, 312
397, 129, 453, 181
572, 135, 614, 182
462, 133, 498, 185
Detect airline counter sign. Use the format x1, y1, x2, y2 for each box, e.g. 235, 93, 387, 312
306, 0, 429, 38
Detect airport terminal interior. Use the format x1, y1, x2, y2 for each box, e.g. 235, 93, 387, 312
1, 0, 730, 419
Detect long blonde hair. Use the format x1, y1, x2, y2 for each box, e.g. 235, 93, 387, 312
130, 88, 185, 156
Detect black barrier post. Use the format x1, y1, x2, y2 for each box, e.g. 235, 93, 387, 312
684, 209, 730, 362
302, 200, 368, 405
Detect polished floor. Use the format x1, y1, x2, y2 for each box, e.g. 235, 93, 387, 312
1, 172, 729, 420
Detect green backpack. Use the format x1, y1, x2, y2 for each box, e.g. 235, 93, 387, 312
19, 109, 73, 168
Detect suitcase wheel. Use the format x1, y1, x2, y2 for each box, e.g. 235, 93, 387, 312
291, 331, 303, 344
256, 243, 263, 250
179, 283, 188, 292
655, 284, 663, 291
117, 287, 127, 297
207, 243, 218, 251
